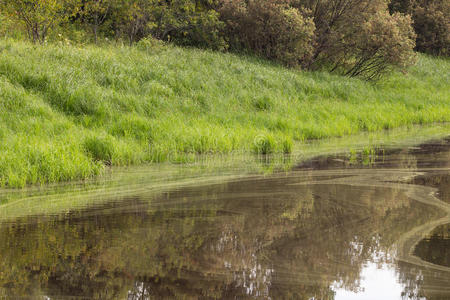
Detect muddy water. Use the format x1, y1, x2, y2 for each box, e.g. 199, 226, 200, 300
0, 138, 449, 299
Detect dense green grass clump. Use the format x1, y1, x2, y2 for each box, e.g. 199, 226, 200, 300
0, 39, 449, 187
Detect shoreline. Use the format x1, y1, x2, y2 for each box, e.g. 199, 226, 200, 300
0, 123, 448, 219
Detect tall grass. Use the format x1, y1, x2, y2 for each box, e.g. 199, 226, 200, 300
0, 39, 449, 187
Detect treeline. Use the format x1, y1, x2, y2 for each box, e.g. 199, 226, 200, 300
389, 0, 449, 56
0, 0, 448, 79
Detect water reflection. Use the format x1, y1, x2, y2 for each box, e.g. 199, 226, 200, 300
0, 138, 449, 299
334, 262, 404, 300
414, 224, 450, 268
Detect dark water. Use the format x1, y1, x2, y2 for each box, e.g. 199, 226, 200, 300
414, 223, 450, 268
0, 138, 449, 299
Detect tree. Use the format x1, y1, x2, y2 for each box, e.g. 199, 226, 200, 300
344, 11, 417, 79
290, 0, 416, 78
80, 0, 113, 43
218, 0, 315, 67
90, 0, 225, 49
390, 0, 450, 56
411, 0, 449, 56
113, 0, 161, 45
0, 0, 78, 43
217, 0, 416, 78
149, 0, 225, 49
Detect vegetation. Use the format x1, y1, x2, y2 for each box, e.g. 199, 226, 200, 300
390, 0, 450, 56
0, 39, 448, 187
0, 0, 448, 188
218, 0, 316, 68
0, 0, 78, 43
2, 0, 448, 77
0, 124, 448, 213
218, 0, 418, 79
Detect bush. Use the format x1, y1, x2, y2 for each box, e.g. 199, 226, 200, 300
0, 0, 78, 43
136, 36, 166, 52
148, 0, 226, 50
413, 2, 449, 56
389, 0, 450, 56
219, 0, 315, 67
343, 11, 417, 79
218, 0, 416, 78
290, 0, 417, 78
0, 0, 422, 79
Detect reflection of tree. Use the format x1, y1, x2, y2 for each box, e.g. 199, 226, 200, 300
414, 174, 450, 204
413, 224, 450, 268
0, 179, 441, 299
296, 137, 450, 172
0, 138, 448, 299
397, 259, 450, 300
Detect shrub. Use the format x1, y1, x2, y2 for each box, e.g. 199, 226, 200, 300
389, 0, 450, 56
343, 11, 417, 79
0, 0, 79, 43
148, 0, 226, 50
78, 0, 115, 44
412, 1, 449, 56
219, 0, 315, 67
291, 0, 417, 78
136, 36, 166, 52
113, 0, 153, 45
218, 0, 416, 78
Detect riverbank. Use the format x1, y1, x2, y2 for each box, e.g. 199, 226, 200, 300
0, 39, 449, 187
1, 125, 449, 219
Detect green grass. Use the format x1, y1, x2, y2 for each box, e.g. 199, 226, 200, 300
0, 39, 449, 187
1, 124, 449, 219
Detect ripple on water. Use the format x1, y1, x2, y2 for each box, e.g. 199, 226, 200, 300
0, 135, 449, 299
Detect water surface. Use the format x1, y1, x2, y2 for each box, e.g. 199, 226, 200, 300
0, 136, 449, 299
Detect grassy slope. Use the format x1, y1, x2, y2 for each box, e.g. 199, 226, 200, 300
0, 39, 449, 187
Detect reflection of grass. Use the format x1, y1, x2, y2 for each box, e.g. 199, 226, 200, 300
0, 39, 449, 187
0, 124, 448, 220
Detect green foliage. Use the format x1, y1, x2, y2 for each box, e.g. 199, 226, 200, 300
0, 0, 422, 78
389, 0, 450, 56
343, 10, 417, 79
0, 40, 448, 187
289, 0, 417, 78
78, 0, 119, 44
216, 0, 418, 77
412, 1, 449, 56
136, 36, 165, 52
0, 0, 79, 43
148, 0, 225, 49
219, 0, 315, 67
113, 0, 154, 45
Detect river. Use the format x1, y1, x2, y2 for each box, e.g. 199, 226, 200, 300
0, 135, 448, 299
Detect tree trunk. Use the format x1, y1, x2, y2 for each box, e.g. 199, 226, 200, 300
93, 25, 98, 44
